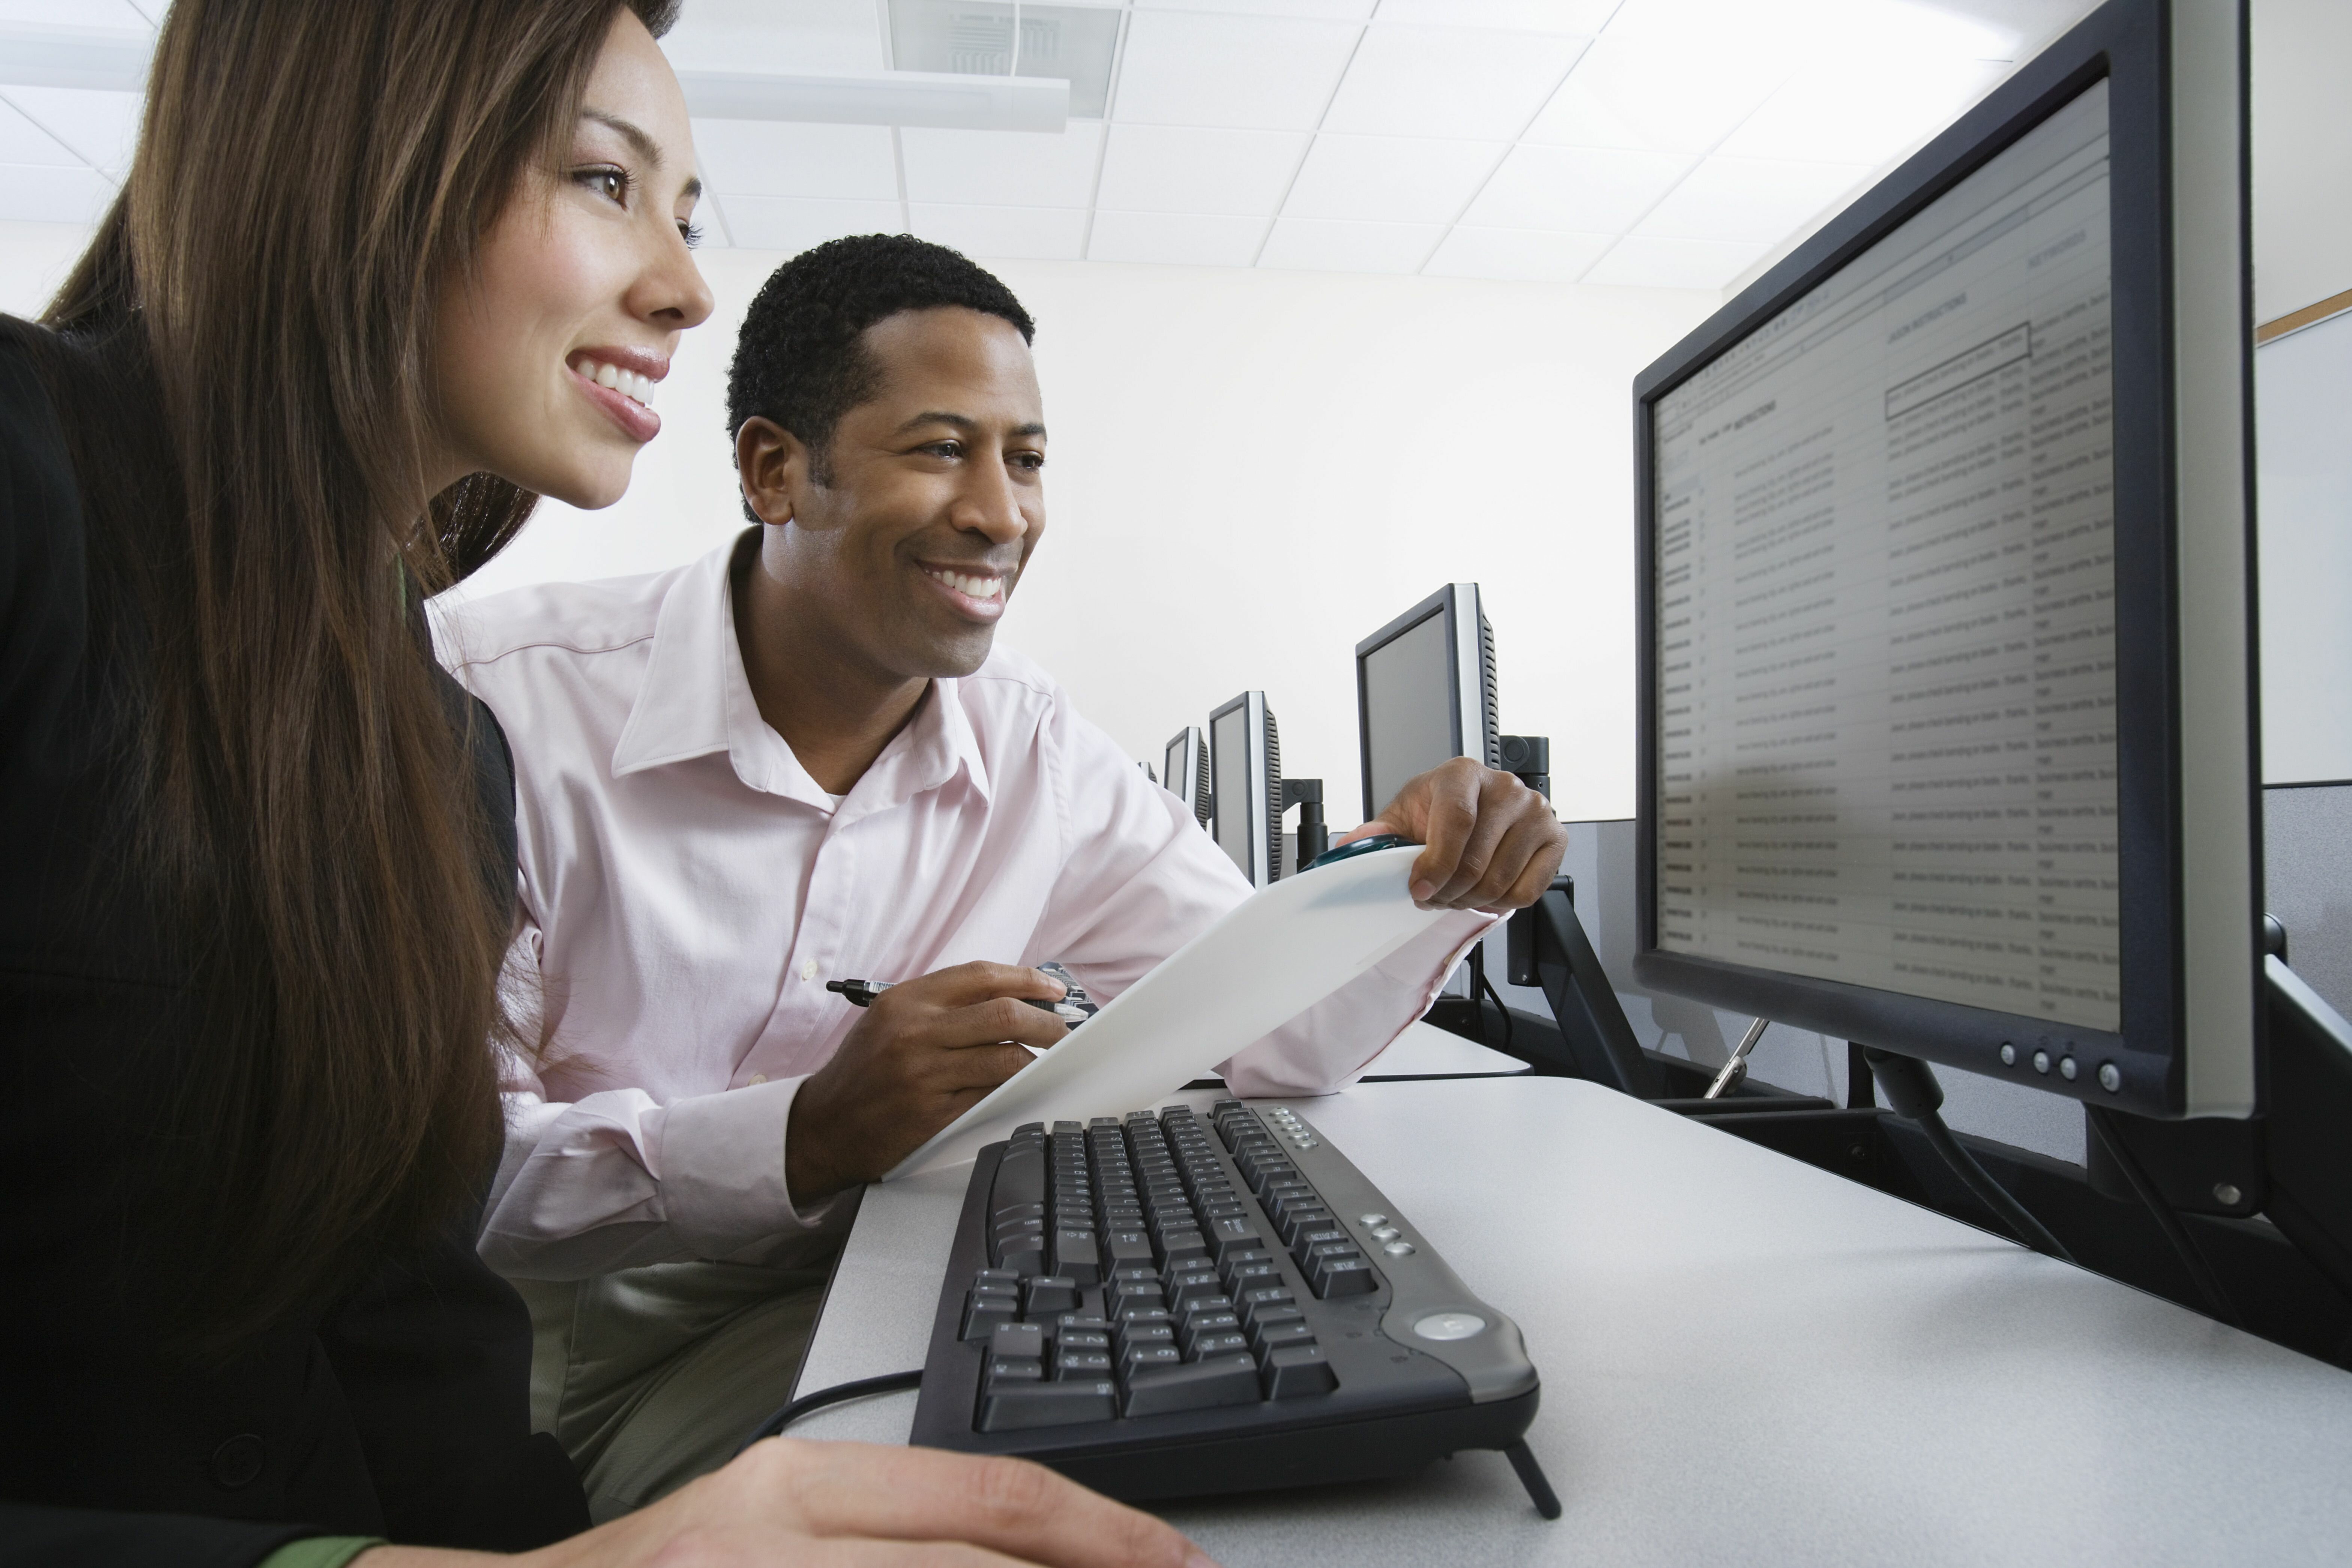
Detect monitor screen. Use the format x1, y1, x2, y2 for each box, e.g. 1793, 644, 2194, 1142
1650, 79, 2119, 1034
1361, 610, 1455, 817
1211, 703, 1253, 876
1164, 737, 1186, 800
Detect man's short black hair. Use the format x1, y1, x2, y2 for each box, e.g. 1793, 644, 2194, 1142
725, 234, 1036, 497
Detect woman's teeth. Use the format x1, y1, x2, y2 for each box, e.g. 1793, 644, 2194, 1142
929, 568, 1003, 600
582, 359, 656, 409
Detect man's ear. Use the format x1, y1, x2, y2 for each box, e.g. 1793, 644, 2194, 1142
735, 416, 808, 527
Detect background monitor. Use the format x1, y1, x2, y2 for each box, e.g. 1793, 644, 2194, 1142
1355, 583, 1499, 822
1632, 0, 2257, 1121
1209, 691, 1282, 888
1163, 726, 1211, 828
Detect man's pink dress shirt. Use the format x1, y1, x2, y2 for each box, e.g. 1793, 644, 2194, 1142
437, 534, 1485, 1282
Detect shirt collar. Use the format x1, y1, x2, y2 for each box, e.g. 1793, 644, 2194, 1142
609, 529, 994, 815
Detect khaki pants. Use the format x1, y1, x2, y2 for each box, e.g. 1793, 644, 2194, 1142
517, 1256, 835, 1522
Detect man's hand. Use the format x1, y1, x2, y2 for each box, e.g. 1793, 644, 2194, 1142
787, 962, 1069, 1205
1333, 756, 1565, 913
369, 1435, 1218, 1567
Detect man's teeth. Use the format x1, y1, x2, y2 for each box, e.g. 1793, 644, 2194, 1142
930, 568, 1003, 600
583, 359, 656, 409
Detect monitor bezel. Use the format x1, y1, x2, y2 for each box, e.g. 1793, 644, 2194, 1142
1163, 725, 1209, 827
1630, 0, 2236, 1119
1354, 583, 1491, 822
1209, 691, 1276, 888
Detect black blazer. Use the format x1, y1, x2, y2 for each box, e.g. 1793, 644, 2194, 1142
0, 325, 589, 1563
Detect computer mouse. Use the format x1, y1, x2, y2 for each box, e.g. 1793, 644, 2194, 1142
1304, 833, 1408, 870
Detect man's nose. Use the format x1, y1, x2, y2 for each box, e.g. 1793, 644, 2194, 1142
955, 458, 1033, 544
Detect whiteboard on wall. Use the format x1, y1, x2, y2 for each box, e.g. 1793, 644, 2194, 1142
2256, 308, 2352, 785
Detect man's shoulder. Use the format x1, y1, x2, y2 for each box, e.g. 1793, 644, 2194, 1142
431, 567, 681, 676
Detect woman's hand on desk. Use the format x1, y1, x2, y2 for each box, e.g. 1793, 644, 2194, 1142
786, 961, 1071, 1203
362, 1437, 1218, 1566
1338, 756, 1566, 914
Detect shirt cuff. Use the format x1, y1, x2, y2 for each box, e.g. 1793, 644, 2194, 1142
256, 1539, 386, 1568
658, 1074, 850, 1256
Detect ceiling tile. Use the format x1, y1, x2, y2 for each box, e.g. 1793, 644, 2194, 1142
1523, 36, 1785, 155
0, 99, 84, 167
1132, 0, 1375, 18
1112, 11, 1362, 131
1, 88, 142, 174
1582, 233, 1766, 290
1719, 55, 2008, 167
722, 195, 905, 254
900, 122, 1106, 209
1086, 209, 1270, 267
1423, 225, 1615, 283
1633, 155, 1869, 244
659, 0, 886, 74
0, 163, 115, 225
909, 203, 1089, 260
1283, 134, 1505, 225
1258, 216, 1442, 274
1595, 0, 1816, 58
1375, 0, 1617, 31
1095, 123, 1309, 216
1461, 143, 1694, 232
691, 120, 899, 202
1321, 24, 1588, 141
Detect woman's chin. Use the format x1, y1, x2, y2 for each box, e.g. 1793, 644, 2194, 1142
526, 457, 637, 512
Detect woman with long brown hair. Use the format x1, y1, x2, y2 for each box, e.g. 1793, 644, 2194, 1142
0, 3, 1211, 1565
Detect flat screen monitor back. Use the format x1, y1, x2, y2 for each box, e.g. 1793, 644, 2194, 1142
1631, 0, 2258, 1120
1211, 703, 1254, 880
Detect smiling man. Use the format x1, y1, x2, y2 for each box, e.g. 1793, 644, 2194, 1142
439, 235, 1565, 1518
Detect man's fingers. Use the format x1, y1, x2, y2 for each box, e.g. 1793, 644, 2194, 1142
1449, 813, 1553, 911
751, 1441, 1213, 1568
896, 961, 1068, 1008
918, 1037, 1044, 1095
1483, 839, 1563, 913
1422, 778, 1522, 908
1403, 762, 1483, 903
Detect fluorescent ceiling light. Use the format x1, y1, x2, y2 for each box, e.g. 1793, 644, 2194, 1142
676, 69, 1067, 131
0, 24, 153, 93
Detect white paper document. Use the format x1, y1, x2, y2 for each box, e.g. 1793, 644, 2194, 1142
884, 845, 1450, 1178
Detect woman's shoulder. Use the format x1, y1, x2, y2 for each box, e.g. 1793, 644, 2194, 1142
0, 317, 85, 600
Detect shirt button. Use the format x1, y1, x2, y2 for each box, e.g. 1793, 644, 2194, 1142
748, 1072, 767, 1085
800, 959, 818, 982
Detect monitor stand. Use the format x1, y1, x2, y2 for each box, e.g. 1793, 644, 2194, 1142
1502, 877, 1664, 1098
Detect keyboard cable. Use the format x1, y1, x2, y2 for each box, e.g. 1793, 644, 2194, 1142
737, 1369, 924, 1458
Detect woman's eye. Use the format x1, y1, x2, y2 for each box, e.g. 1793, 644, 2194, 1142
576, 165, 629, 204
679, 220, 704, 248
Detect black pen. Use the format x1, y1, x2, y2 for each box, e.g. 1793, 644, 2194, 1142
826, 974, 1097, 1026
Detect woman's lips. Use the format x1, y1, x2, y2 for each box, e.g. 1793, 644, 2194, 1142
571, 362, 660, 443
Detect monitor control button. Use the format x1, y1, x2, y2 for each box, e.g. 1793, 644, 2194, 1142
1358, 1213, 1387, 1227
1383, 1241, 1416, 1257
1413, 1311, 1485, 1341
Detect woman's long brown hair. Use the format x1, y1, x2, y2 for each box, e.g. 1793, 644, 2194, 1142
37, 0, 676, 1352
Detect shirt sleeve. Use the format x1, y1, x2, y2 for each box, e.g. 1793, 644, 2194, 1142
1026, 699, 1495, 1098
476, 896, 850, 1283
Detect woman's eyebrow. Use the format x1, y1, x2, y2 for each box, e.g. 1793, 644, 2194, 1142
582, 107, 703, 200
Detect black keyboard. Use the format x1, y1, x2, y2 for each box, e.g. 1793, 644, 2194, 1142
910, 1099, 1545, 1505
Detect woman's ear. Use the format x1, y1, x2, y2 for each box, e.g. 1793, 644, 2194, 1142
734, 416, 803, 526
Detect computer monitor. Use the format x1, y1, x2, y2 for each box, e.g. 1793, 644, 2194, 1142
1209, 691, 1282, 888
1632, 0, 2257, 1121
1355, 584, 1499, 822
1163, 726, 1211, 829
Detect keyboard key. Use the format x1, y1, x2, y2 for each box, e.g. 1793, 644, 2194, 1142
1290, 1225, 1350, 1265
1057, 1313, 1111, 1337
993, 1199, 1047, 1226
1188, 1331, 1249, 1359
1156, 1229, 1209, 1266
1121, 1343, 1183, 1375
1051, 1229, 1099, 1283
985, 1356, 1044, 1385
1110, 1285, 1166, 1319
978, 1379, 1117, 1432
1224, 1262, 1283, 1295
1245, 1306, 1304, 1342
1056, 1349, 1113, 1380
1262, 1343, 1338, 1398
1315, 1256, 1379, 1298
1182, 1314, 1241, 1355
1105, 1230, 1155, 1266
1170, 1277, 1230, 1310
1022, 1276, 1080, 1316
997, 1234, 1047, 1277
990, 1322, 1045, 1361
1253, 1320, 1316, 1354
1057, 1329, 1110, 1354
993, 1145, 1044, 1213
1122, 1353, 1260, 1417
962, 1295, 1017, 1341
1208, 1217, 1269, 1262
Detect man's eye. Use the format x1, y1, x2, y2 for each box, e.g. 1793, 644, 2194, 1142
1012, 452, 1045, 472
925, 441, 964, 459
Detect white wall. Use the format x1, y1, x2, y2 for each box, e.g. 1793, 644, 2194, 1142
455, 250, 1721, 823
0, 220, 91, 320
2252, 0, 2352, 323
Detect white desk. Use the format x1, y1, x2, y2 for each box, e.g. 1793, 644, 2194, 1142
1353, 1019, 1526, 1079
790, 1078, 2352, 1565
